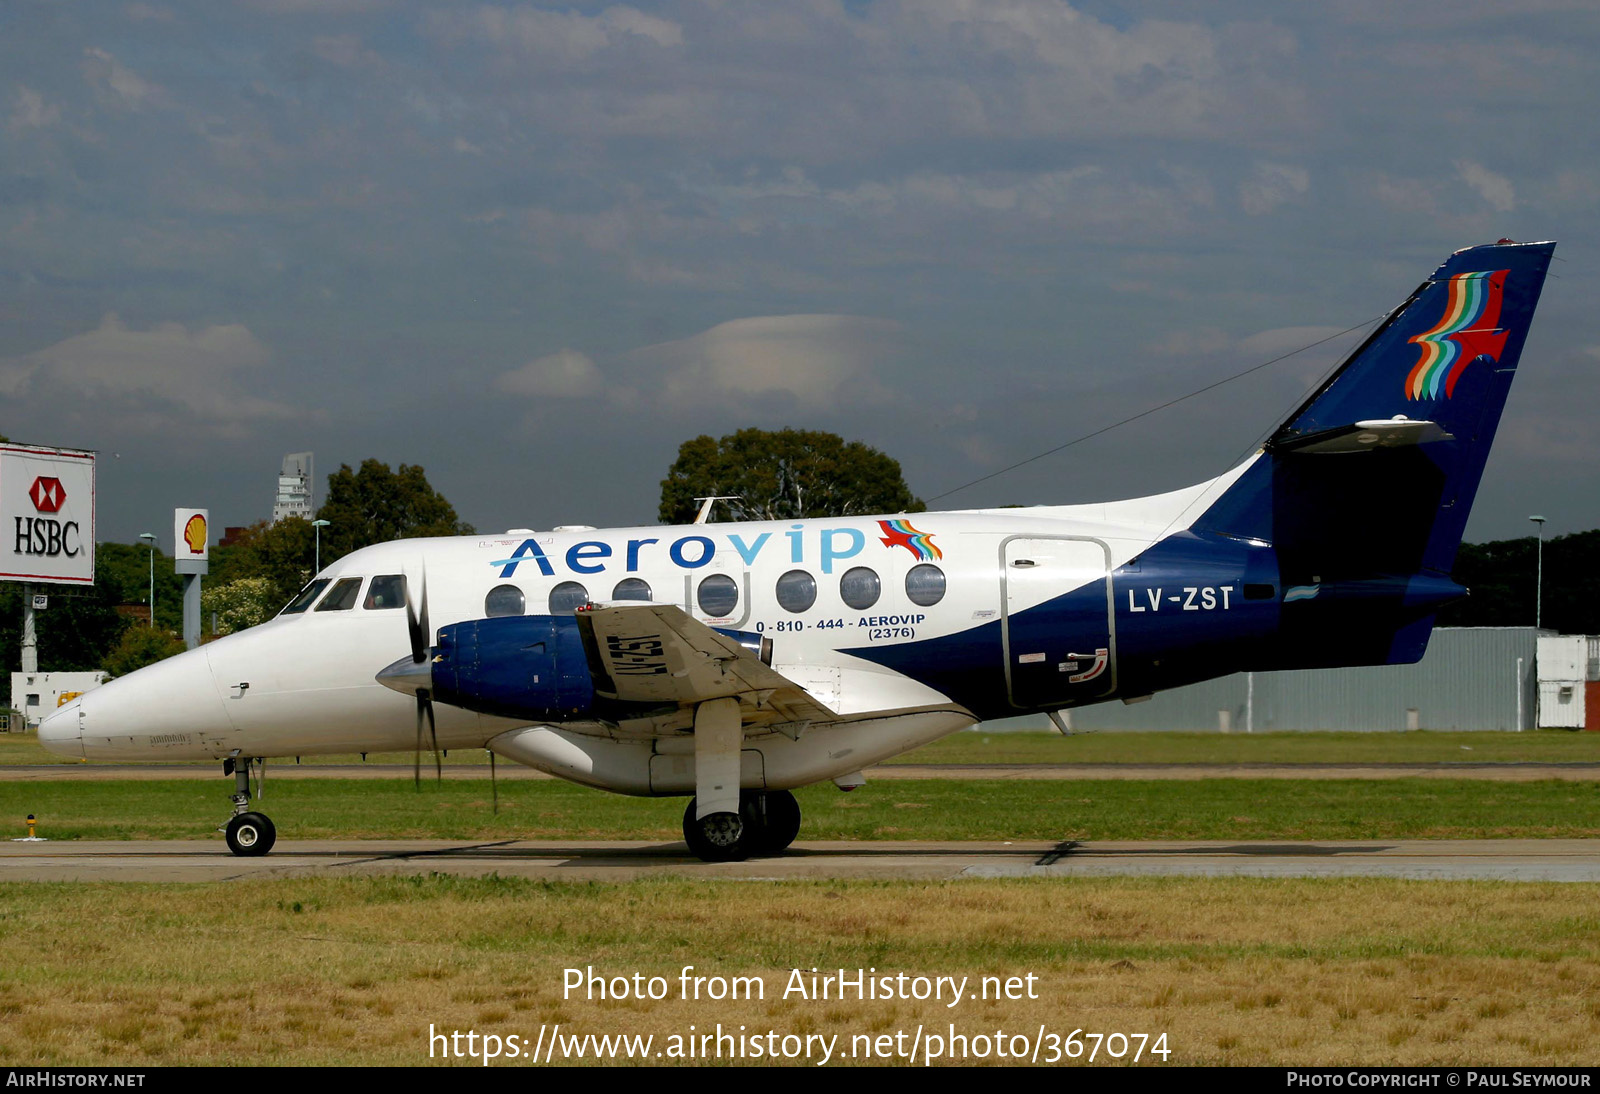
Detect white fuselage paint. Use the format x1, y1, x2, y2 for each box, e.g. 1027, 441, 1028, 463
39, 460, 1253, 794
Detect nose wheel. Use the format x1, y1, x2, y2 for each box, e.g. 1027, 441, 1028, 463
225, 812, 276, 856
219, 756, 276, 857
681, 790, 801, 862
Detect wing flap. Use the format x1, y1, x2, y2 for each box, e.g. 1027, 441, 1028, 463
575, 603, 836, 722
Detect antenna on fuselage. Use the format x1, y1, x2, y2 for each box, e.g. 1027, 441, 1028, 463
692, 496, 740, 524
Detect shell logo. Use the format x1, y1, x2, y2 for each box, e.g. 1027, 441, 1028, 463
183, 513, 208, 555
29, 477, 65, 513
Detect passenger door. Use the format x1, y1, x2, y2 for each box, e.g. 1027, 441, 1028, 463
1001, 536, 1116, 709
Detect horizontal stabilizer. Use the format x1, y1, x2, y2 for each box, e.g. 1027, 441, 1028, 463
1268, 418, 1452, 455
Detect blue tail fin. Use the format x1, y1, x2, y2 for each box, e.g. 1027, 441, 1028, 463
1194, 240, 1554, 665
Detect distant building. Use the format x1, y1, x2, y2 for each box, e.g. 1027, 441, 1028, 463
8, 670, 108, 730
273, 452, 314, 523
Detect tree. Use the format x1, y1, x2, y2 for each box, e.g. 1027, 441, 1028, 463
211, 518, 317, 610
315, 459, 474, 565
102, 626, 185, 678
98, 541, 183, 632
201, 577, 279, 636
659, 428, 924, 524
0, 555, 132, 673
1441, 529, 1600, 634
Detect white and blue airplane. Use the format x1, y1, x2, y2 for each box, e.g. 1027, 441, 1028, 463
41, 240, 1555, 861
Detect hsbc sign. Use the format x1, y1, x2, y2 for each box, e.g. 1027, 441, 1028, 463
1, 445, 95, 586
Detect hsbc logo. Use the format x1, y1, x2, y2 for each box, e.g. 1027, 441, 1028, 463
30, 477, 66, 513
15, 476, 79, 559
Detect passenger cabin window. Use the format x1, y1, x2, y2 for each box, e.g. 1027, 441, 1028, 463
612, 578, 652, 602
548, 581, 590, 615
839, 567, 881, 610
280, 578, 331, 615
696, 574, 739, 618
484, 584, 525, 617
364, 575, 407, 610
904, 564, 946, 607
775, 570, 816, 613
315, 577, 364, 612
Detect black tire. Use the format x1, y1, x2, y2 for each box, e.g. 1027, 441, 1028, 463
750, 790, 802, 856
225, 812, 276, 857
681, 799, 751, 862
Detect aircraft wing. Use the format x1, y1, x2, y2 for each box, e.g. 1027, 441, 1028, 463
573, 603, 835, 725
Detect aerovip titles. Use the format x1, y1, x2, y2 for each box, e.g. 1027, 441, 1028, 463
1, 444, 95, 585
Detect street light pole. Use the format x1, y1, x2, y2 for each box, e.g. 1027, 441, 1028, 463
138, 533, 157, 628
1529, 515, 1546, 631
312, 519, 330, 575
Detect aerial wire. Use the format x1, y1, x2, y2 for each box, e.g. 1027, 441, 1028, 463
925, 316, 1384, 505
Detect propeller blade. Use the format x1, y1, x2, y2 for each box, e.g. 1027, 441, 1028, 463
406, 563, 431, 664
427, 694, 441, 783
489, 749, 498, 815
414, 693, 424, 790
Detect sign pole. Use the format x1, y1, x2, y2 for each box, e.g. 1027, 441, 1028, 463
20, 584, 36, 674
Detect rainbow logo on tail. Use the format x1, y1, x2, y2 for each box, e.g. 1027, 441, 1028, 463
1405, 269, 1510, 400
878, 519, 942, 562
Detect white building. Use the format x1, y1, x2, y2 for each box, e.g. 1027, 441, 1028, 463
7, 670, 107, 730
273, 452, 314, 523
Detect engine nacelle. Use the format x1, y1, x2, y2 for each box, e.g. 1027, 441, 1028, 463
431, 616, 592, 721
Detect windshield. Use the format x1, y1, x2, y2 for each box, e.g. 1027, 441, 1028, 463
280, 578, 331, 615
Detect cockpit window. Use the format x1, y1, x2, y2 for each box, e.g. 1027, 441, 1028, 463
314, 577, 364, 612
364, 575, 406, 610
280, 578, 331, 615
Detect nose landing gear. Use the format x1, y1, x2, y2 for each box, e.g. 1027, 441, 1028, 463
220, 756, 276, 857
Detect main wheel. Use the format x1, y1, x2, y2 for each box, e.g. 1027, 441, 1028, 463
225, 812, 276, 857
749, 790, 801, 856
682, 799, 751, 862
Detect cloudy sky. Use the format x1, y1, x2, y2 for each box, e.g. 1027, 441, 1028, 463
3, 1, 1598, 549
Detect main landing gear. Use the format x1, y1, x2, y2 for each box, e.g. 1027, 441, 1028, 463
682, 789, 801, 862
220, 756, 276, 857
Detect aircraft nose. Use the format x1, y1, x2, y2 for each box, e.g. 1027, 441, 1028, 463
66, 646, 232, 758
38, 699, 84, 759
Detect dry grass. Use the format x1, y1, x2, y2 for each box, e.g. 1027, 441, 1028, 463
2, 876, 1597, 1066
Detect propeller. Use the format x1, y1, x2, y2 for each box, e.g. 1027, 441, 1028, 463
403, 564, 442, 789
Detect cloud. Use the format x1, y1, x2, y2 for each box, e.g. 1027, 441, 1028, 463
0, 314, 300, 431
1238, 326, 1349, 358
624, 315, 904, 411
81, 47, 162, 110
8, 85, 60, 129
495, 349, 607, 399
1456, 160, 1516, 212
428, 5, 684, 61
1239, 161, 1309, 215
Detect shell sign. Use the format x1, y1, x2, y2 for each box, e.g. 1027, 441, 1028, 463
174, 508, 209, 560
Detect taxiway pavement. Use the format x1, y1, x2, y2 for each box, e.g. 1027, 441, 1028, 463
6, 838, 1600, 883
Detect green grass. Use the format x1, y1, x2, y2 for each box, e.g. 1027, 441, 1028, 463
6, 728, 1596, 767
6, 776, 1600, 842
895, 729, 1600, 765
3, 875, 1600, 1065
